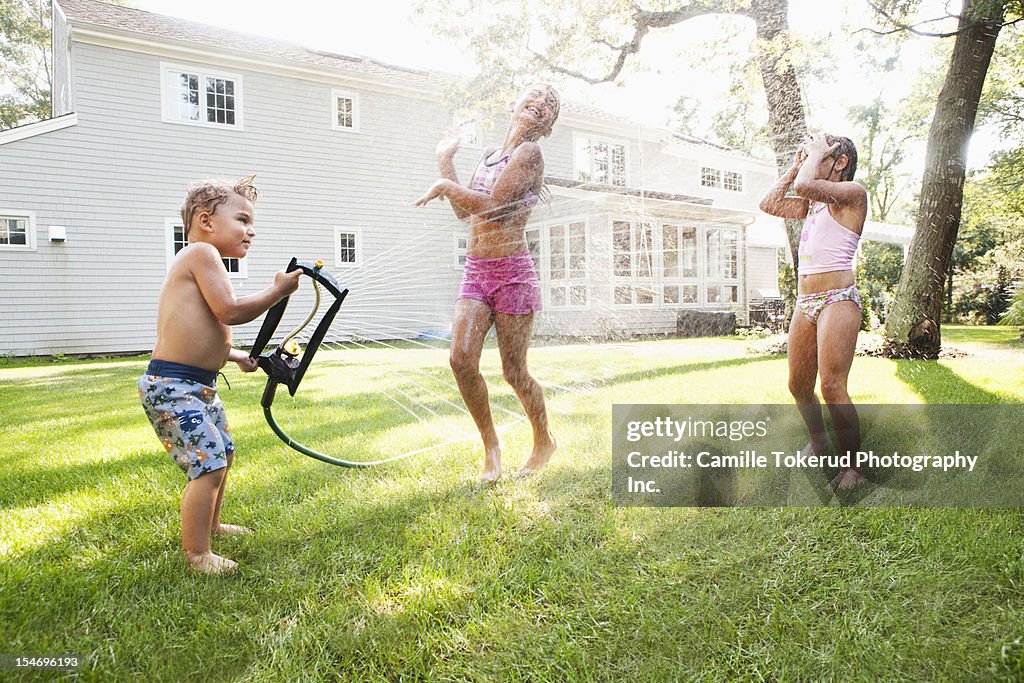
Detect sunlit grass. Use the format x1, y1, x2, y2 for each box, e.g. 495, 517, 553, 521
1, 329, 1023, 680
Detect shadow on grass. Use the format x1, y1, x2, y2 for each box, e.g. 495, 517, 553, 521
561, 354, 781, 392
0, 451, 167, 509
895, 359, 1019, 404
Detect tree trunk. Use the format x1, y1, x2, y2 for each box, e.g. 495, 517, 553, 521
883, 0, 1005, 358
750, 0, 808, 272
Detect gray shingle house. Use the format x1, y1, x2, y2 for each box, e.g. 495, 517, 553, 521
0, 0, 781, 356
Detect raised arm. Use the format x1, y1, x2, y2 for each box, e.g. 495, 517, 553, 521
792, 133, 867, 209
435, 128, 470, 221
415, 142, 543, 220
188, 244, 301, 326
759, 147, 810, 220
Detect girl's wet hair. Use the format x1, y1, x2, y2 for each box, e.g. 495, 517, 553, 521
524, 84, 559, 203
181, 175, 259, 234
825, 135, 858, 181
523, 83, 560, 138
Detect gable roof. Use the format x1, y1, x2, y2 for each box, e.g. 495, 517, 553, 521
55, 0, 755, 159
57, 0, 448, 90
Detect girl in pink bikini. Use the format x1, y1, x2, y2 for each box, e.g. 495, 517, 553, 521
760, 132, 868, 490
415, 84, 560, 483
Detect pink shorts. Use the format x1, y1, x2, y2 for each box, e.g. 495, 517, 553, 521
458, 251, 542, 315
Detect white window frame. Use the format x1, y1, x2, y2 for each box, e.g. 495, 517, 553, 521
331, 89, 360, 132
723, 170, 744, 192
703, 226, 740, 306
0, 210, 36, 251
611, 218, 657, 307
542, 217, 589, 310
160, 62, 244, 130
334, 227, 362, 268
164, 218, 247, 278
453, 114, 482, 149
573, 132, 628, 187
453, 234, 469, 268
701, 166, 722, 189
660, 222, 700, 308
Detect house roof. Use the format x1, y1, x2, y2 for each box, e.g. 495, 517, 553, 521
57, 0, 449, 90
55, 0, 756, 159
545, 176, 712, 206
57, 0, 648, 124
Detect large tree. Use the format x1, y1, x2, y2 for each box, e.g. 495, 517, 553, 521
419, 0, 812, 269
878, 0, 1021, 358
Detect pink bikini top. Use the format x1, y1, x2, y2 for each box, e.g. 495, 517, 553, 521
798, 201, 861, 275
469, 150, 538, 209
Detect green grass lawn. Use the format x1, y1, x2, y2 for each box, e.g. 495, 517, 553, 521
2, 328, 1024, 681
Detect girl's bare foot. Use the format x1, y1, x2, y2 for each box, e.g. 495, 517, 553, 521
480, 444, 502, 484
516, 434, 557, 478
213, 524, 253, 537
186, 551, 238, 575
800, 438, 828, 458
829, 467, 866, 491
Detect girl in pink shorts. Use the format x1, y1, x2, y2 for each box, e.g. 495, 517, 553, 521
415, 84, 560, 483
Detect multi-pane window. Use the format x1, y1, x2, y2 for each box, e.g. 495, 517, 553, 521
170, 73, 200, 122
332, 90, 360, 131
454, 115, 480, 147
701, 167, 721, 189
204, 77, 235, 125
335, 229, 360, 266
163, 64, 241, 128
612, 220, 655, 305
548, 221, 587, 308
706, 227, 738, 280
169, 223, 242, 276
661, 223, 698, 305
702, 166, 744, 192
575, 135, 627, 187
608, 219, 742, 308
724, 171, 744, 192
0, 216, 29, 247
704, 227, 739, 307
526, 227, 541, 265
454, 235, 468, 266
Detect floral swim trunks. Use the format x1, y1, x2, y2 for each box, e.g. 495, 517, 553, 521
138, 360, 233, 480
795, 285, 862, 325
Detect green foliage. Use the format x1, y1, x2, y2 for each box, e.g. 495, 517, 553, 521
955, 265, 1015, 324
776, 248, 795, 317
0, 0, 51, 128
857, 241, 903, 326
953, 150, 1024, 322
856, 242, 905, 327
979, 23, 1024, 141
1000, 288, 1024, 328
0, 0, 130, 129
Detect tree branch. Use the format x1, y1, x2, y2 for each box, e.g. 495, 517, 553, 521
861, 1, 1022, 38
535, 3, 732, 84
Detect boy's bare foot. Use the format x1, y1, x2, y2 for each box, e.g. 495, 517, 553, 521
186, 551, 238, 575
516, 434, 557, 478
213, 524, 253, 537
480, 444, 502, 484
829, 467, 866, 491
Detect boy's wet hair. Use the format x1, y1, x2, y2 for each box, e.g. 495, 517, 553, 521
825, 135, 858, 181
181, 175, 259, 234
